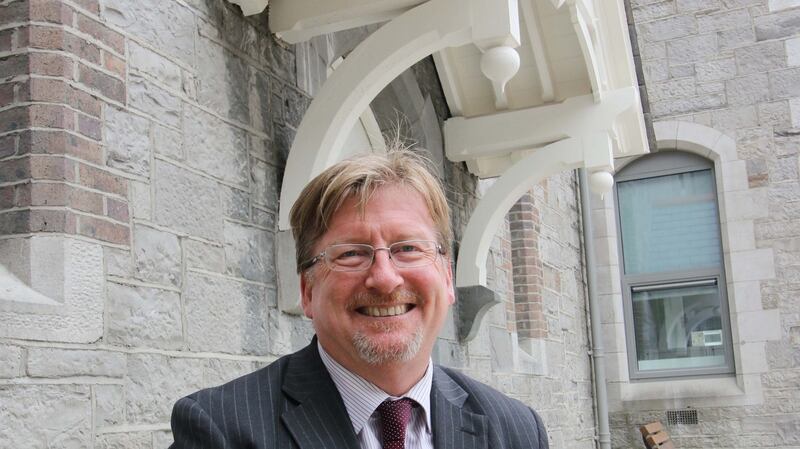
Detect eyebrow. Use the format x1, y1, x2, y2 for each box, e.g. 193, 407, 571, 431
326, 236, 435, 246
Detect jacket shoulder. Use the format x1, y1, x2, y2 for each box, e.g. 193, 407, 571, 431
170, 354, 293, 448
186, 354, 290, 406
437, 365, 527, 411
436, 365, 549, 449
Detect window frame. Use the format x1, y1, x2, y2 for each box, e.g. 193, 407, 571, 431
613, 151, 736, 380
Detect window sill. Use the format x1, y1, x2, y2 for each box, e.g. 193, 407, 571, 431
610, 373, 762, 412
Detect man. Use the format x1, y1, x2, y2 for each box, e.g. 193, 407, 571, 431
170, 150, 549, 449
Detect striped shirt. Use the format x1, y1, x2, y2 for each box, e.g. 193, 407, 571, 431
318, 343, 434, 449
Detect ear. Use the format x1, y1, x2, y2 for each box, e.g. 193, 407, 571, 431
445, 257, 455, 305
300, 271, 314, 319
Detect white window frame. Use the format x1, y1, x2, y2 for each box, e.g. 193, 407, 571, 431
614, 151, 735, 380
596, 121, 779, 412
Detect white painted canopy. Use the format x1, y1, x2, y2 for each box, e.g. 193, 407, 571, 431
266, 0, 648, 340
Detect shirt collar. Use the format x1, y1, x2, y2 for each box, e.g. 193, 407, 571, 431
317, 341, 433, 434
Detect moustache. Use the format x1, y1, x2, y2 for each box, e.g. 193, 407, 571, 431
347, 289, 422, 309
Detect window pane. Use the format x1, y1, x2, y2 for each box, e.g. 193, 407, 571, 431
618, 169, 721, 275
632, 283, 727, 371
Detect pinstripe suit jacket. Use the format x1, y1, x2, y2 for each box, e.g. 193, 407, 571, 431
169, 339, 549, 449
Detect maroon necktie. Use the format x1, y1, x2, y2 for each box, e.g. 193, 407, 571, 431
377, 398, 414, 449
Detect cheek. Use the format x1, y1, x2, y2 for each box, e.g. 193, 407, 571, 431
305, 274, 360, 311
410, 272, 450, 302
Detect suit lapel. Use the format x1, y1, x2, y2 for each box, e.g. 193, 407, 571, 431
431, 366, 489, 449
280, 341, 360, 449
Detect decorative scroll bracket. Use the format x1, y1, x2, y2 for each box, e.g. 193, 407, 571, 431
456, 133, 615, 341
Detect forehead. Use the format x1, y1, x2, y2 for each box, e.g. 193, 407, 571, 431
322, 185, 437, 243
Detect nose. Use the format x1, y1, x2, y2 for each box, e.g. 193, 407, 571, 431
364, 249, 404, 294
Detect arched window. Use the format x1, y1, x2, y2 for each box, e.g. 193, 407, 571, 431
615, 151, 735, 379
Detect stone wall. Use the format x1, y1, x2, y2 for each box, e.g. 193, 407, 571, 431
1, 0, 304, 446
437, 172, 596, 449
0, 1, 598, 448
606, 1, 800, 448
532, 172, 595, 449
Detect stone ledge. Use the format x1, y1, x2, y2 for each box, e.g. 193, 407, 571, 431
0, 263, 60, 314
0, 235, 103, 343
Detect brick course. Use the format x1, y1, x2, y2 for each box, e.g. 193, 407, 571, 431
0, 83, 13, 108
70, 0, 99, 15
77, 213, 128, 244
0, 29, 12, 51
0, 0, 132, 246
18, 130, 103, 163
0, 53, 28, 79
103, 51, 125, 78
0, 107, 29, 133
0, 208, 77, 234
27, 24, 66, 50
65, 32, 102, 65
76, 13, 125, 54
28, 104, 72, 130
0, 1, 30, 24
78, 163, 127, 197
105, 197, 128, 222
28, 0, 72, 24
28, 52, 72, 78
510, 191, 547, 339
77, 63, 125, 103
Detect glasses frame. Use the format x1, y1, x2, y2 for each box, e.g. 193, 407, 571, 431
300, 239, 446, 272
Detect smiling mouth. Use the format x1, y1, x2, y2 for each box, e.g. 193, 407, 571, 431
357, 304, 415, 317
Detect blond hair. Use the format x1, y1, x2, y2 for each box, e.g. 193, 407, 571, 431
289, 149, 452, 273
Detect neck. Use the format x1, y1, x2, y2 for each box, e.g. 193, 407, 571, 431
320, 340, 430, 396
360, 358, 429, 397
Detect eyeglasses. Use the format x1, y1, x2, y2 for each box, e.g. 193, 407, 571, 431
300, 239, 445, 272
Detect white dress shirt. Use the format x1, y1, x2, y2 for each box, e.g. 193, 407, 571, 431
318, 343, 434, 449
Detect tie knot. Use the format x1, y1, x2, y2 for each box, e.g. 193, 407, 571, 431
377, 398, 415, 448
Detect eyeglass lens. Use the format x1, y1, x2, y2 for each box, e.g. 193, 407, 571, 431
324, 240, 439, 271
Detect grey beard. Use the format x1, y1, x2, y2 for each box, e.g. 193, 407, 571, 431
348, 289, 425, 365
352, 327, 424, 365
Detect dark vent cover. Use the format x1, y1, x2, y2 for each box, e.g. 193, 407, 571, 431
666, 409, 698, 425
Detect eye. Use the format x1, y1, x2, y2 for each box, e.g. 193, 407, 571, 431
327, 245, 372, 269
336, 248, 369, 259
393, 243, 422, 253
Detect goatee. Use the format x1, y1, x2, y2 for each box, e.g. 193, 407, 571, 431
352, 328, 423, 365
349, 289, 424, 365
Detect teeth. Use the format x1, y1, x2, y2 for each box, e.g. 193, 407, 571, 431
362, 305, 409, 317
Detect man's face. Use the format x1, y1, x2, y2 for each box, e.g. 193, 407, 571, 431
300, 184, 454, 372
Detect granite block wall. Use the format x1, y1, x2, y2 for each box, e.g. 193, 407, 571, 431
0, 0, 303, 446
606, 1, 800, 447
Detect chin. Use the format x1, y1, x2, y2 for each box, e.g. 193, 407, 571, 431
351, 328, 424, 365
